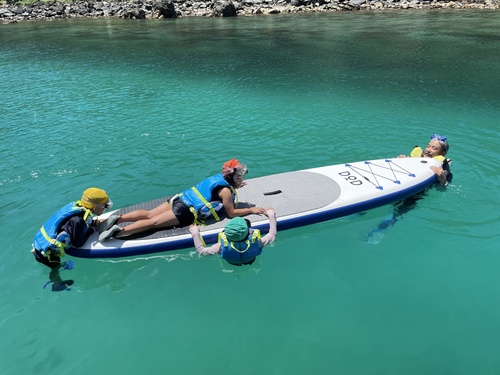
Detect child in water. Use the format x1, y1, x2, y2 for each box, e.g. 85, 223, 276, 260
189, 208, 277, 266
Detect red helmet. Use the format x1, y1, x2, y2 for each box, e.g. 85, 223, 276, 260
222, 159, 248, 177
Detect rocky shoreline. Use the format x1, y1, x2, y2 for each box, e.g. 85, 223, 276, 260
1, 0, 499, 23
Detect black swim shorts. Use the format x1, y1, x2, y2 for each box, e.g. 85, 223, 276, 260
32, 249, 62, 269
170, 197, 195, 227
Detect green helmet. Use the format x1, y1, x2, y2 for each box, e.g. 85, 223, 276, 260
224, 217, 249, 242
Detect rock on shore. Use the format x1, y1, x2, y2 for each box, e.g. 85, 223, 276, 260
1, 0, 499, 23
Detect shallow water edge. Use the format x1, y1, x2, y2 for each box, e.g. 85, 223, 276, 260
1, 0, 499, 24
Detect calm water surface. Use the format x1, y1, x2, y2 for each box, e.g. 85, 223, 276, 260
1, 11, 500, 375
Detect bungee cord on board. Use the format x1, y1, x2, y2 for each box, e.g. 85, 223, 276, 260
345, 160, 417, 190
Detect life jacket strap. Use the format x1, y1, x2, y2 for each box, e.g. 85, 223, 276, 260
190, 186, 220, 221
231, 240, 250, 253
231, 187, 238, 209
74, 201, 94, 228
40, 226, 69, 257
82, 210, 91, 226
199, 232, 207, 247
220, 229, 261, 253
250, 229, 261, 243
175, 193, 207, 226
218, 232, 229, 247
188, 205, 206, 226
169, 195, 179, 207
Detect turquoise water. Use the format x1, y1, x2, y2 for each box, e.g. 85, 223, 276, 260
1, 10, 500, 374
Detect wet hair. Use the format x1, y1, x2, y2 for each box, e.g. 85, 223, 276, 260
238, 219, 251, 240
224, 173, 237, 187
223, 169, 245, 188
438, 140, 450, 155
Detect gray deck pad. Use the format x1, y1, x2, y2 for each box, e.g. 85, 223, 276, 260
111, 171, 341, 241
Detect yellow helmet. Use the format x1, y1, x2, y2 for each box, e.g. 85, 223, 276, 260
81, 188, 110, 209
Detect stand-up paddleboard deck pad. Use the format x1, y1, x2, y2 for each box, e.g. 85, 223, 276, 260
68, 158, 440, 258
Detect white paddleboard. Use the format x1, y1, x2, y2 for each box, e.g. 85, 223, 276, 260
67, 157, 440, 258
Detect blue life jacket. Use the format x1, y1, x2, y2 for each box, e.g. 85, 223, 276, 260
179, 174, 236, 222
33, 201, 94, 257
220, 228, 262, 264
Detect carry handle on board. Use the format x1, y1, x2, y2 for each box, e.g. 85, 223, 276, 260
263, 190, 282, 196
